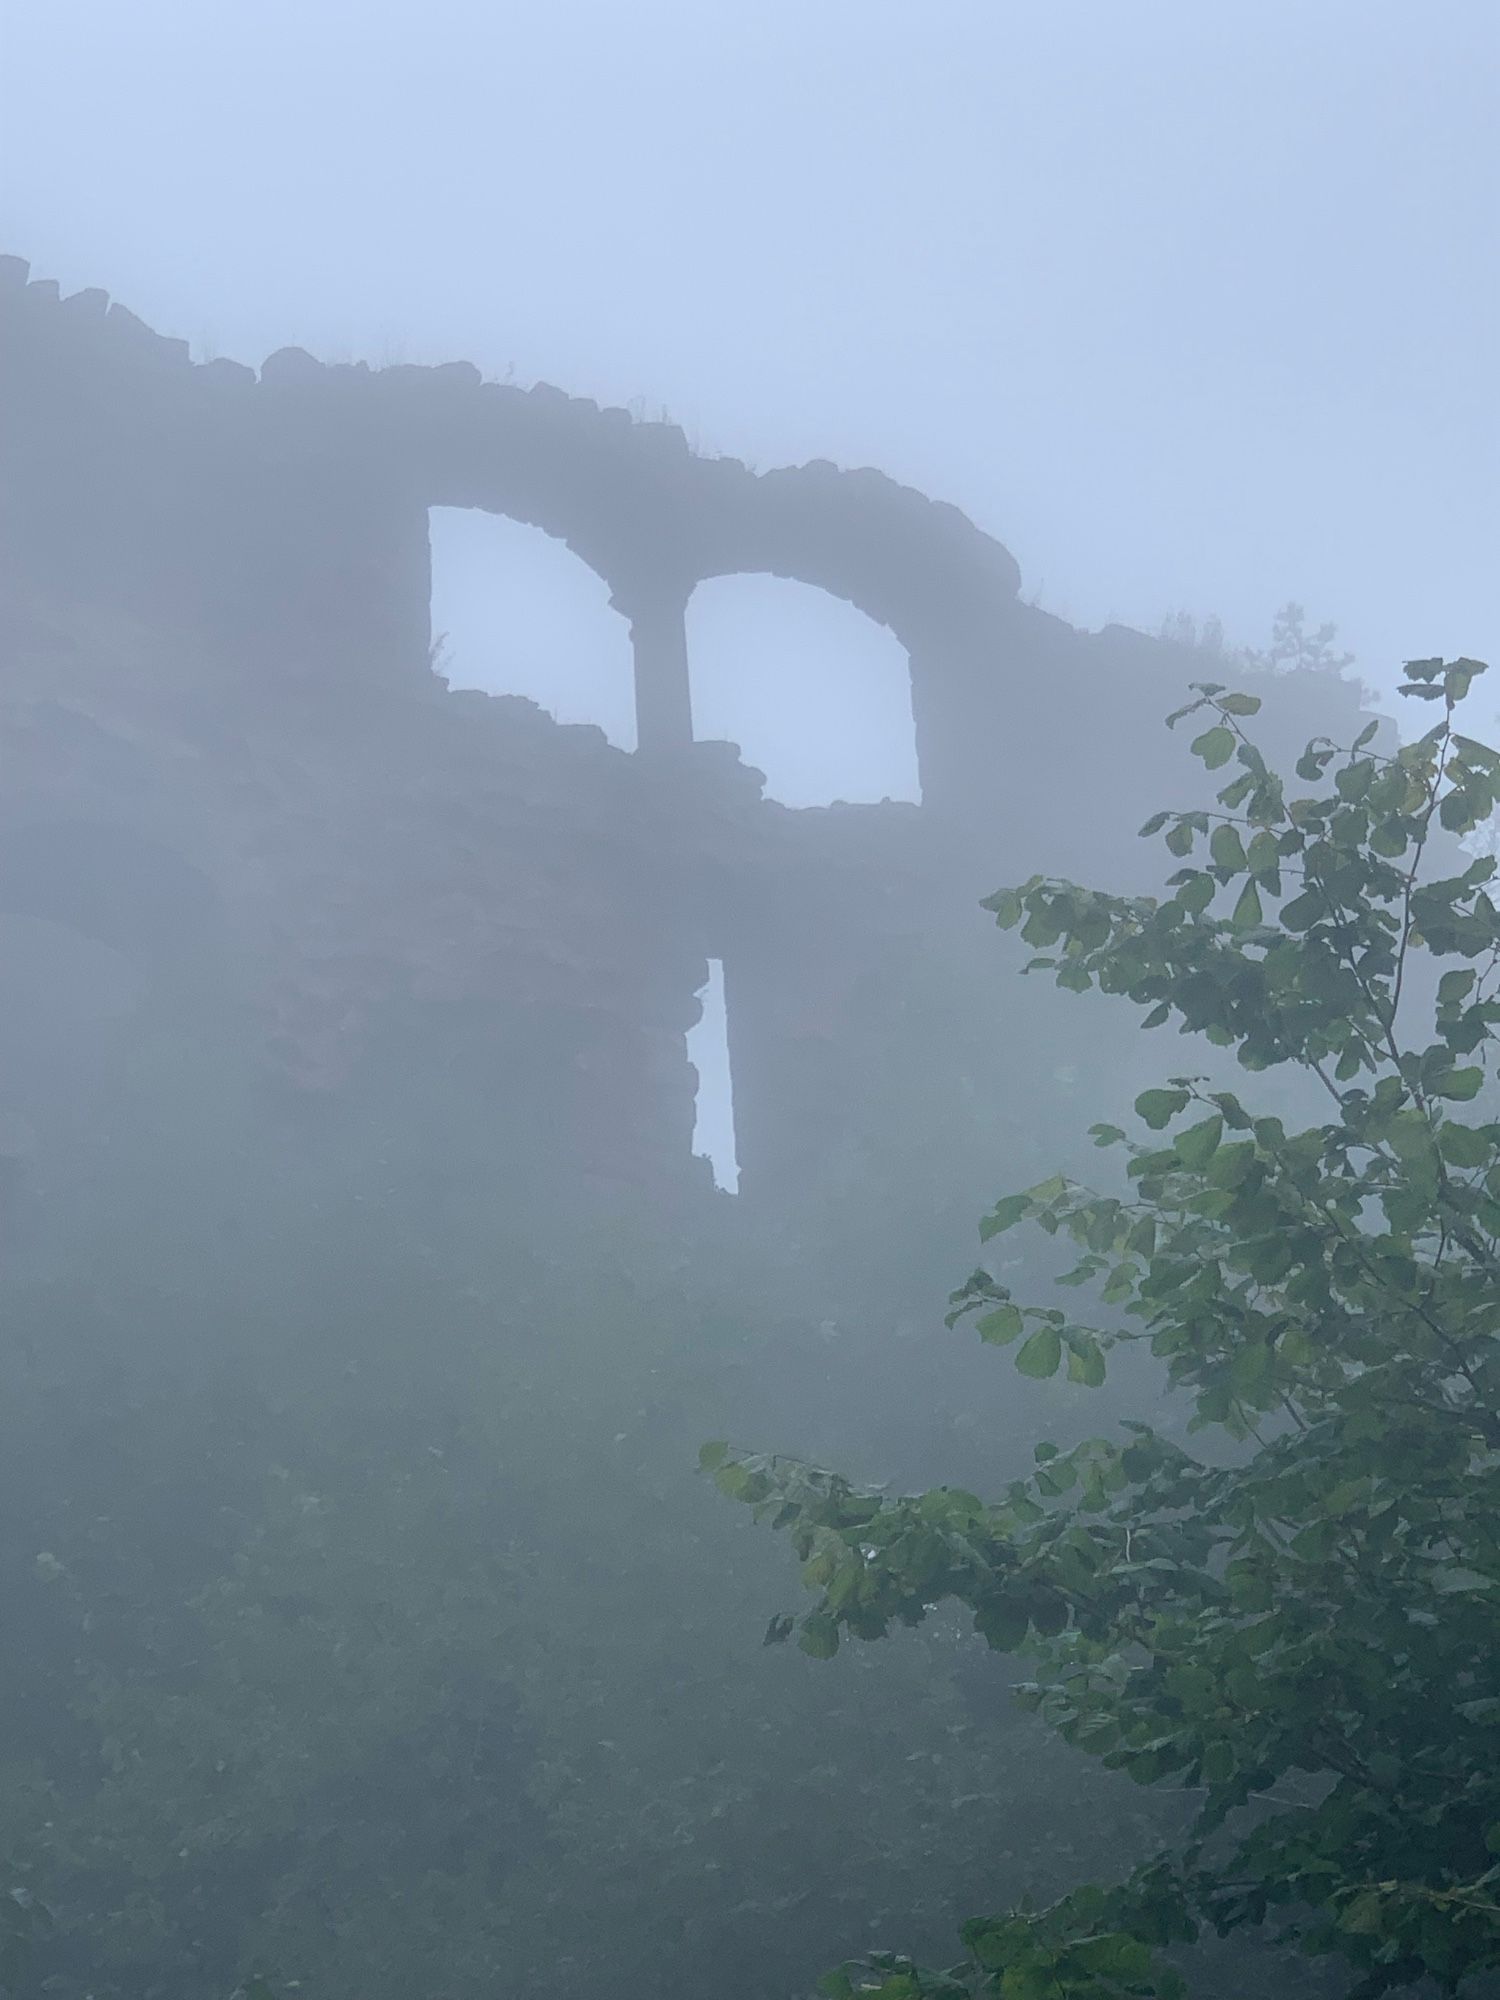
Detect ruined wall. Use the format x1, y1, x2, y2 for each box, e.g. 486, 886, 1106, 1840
0, 256, 1372, 1248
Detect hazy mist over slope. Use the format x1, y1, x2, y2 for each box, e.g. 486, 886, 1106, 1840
2, 7, 1498, 1999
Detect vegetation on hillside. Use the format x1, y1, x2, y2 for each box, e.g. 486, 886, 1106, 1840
5, 621, 1478, 2000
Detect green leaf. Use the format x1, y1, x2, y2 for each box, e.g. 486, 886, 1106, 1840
1438, 1122, 1492, 1167
1174, 1115, 1223, 1170
1201, 1741, 1235, 1784
976, 1595, 1030, 1653
798, 1613, 840, 1660
1136, 1087, 1189, 1129
1231, 878, 1263, 928
1175, 872, 1215, 914
1439, 969, 1478, 1006
1205, 1138, 1256, 1187
1447, 658, 1487, 700
1210, 824, 1246, 872
1015, 1327, 1063, 1379
1440, 787, 1478, 831
1191, 725, 1236, 770
981, 1193, 1031, 1240
977, 1304, 1024, 1345
1230, 1340, 1271, 1395
1278, 890, 1322, 931
1340, 1891, 1386, 1936
1433, 1066, 1484, 1100
987, 887, 1024, 928
1066, 1336, 1107, 1387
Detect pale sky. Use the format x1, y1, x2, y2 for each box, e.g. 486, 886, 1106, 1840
5, 0, 1497, 802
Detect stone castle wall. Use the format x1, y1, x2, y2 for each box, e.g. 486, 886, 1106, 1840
0, 255, 1371, 1243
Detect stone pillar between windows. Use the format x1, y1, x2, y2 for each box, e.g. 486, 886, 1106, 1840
626, 584, 695, 755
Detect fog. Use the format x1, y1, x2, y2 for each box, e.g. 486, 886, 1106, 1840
7, 2, 1497, 742
0, 4, 1497, 1998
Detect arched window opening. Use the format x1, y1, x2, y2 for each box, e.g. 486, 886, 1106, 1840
428, 508, 637, 749
686, 576, 920, 808
688, 959, 738, 1193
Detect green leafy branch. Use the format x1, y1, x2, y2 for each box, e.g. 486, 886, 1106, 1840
706, 658, 1500, 2000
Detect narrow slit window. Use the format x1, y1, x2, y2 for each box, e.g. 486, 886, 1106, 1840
688, 959, 738, 1192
